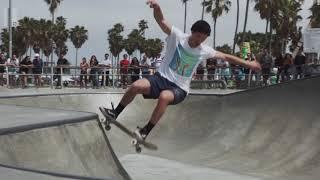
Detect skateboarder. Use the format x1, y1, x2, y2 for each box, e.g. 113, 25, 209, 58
100, 0, 261, 140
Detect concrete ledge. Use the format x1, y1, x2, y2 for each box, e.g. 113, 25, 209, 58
0, 104, 98, 135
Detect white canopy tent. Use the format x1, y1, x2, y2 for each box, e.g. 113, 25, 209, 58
303, 28, 320, 61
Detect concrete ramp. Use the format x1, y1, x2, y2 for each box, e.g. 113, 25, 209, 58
0, 105, 129, 179
1, 76, 320, 179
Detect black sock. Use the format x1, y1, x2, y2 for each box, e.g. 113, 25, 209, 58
114, 103, 125, 117
140, 122, 155, 136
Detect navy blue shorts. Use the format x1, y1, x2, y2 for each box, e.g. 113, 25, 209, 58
143, 72, 187, 105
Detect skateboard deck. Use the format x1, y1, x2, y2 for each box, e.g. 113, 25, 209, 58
99, 106, 158, 153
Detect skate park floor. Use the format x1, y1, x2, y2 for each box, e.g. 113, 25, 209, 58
0, 77, 319, 180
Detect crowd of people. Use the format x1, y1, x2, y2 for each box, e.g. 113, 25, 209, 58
195, 48, 319, 88
0, 48, 318, 89
0, 52, 72, 89
79, 53, 163, 89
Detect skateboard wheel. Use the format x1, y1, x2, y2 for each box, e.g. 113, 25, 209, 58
105, 125, 111, 131
131, 139, 138, 146
135, 146, 142, 153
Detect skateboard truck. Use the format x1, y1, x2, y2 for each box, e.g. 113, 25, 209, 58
99, 102, 158, 153
103, 102, 115, 131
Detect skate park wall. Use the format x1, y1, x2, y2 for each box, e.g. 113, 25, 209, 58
0, 76, 320, 179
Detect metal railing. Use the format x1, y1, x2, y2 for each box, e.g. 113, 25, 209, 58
0, 64, 319, 89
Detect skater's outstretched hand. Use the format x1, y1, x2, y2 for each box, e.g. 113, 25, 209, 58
247, 60, 262, 72
146, 0, 171, 35
146, 0, 159, 9
214, 51, 262, 72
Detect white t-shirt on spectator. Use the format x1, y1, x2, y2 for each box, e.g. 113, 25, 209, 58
100, 58, 111, 66
216, 59, 229, 67
155, 57, 163, 70
6, 58, 19, 66
141, 58, 151, 73
158, 26, 217, 93
100, 58, 112, 71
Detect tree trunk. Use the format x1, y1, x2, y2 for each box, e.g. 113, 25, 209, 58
29, 46, 32, 57
213, 20, 217, 48
265, 19, 269, 38
265, 19, 269, 48
232, 0, 240, 54
269, 18, 272, 54
283, 39, 287, 55
184, 2, 187, 33
51, 12, 55, 70
76, 48, 78, 66
242, 0, 250, 45
201, 0, 205, 20
75, 48, 78, 77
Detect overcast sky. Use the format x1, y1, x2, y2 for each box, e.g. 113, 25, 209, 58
0, 0, 314, 64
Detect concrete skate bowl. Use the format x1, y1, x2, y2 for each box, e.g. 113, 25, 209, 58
1, 76, 320, 180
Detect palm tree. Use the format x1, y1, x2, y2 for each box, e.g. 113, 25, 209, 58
181, 0, 191, 33
18, 17, 35, 55
201, 0, 206, 20
52, 16, 69, 57
108, 23, 124, 81
1, 28, 27, 58
138, 20, 148, 36
232, 0, 239, 54
253, 0, 277, 51
241, 0, 250, 46
272, 0, 303, 54
253, 0, 270, 40
204, 0, 231, 48
44, 0, 63, 75
44, 0, 63, 23
309, 2, 320, 28
70, 25, 88, 67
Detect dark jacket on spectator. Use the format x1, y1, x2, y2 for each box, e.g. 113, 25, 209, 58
32, 58, 43, 74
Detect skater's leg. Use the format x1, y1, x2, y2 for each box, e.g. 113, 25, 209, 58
140, 90, 174, 137
119, 78, 151, 106
112, 78, 151, 118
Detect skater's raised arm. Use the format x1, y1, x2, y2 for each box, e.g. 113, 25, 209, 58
147, 0, 171, 35
214, 51, 262, 72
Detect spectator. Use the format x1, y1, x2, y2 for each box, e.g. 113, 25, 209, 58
89, 55, 99, 89
19, 56, 32, 88
274, 54, 284, 83
293, 49, 306, 79
6, 54, 19, 88
32, 54, 43, 88
79, 57, 89, 88
243, 53, 255, 81
283, 53, 293, 81
206, 58, 216, 80
304, 57, 314, 78
130, 57, 140, 83
99, 53, 111, 87
55, 54, 70, 88
140, 55, 151, 78
195, 62, 205, 80
258, 48, 273, 86
154, 54, 163, 72
233, 65, 245, 87
216, 59, 230, 83
120, 54, 130, 88
0, 53, 6, 86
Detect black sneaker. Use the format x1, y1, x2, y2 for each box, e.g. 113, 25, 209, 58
134, 127, 147, 141
99, 106, 117, 121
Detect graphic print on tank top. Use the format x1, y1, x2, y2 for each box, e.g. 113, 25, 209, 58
169, 43, 200, 77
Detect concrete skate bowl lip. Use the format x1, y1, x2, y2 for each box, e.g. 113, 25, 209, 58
0, 75, 320, 180
0, 103, 129, 179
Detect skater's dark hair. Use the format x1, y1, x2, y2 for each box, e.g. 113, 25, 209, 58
191, 20, 211, 36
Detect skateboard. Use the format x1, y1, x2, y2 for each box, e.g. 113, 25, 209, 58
99, 105, 158, 153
